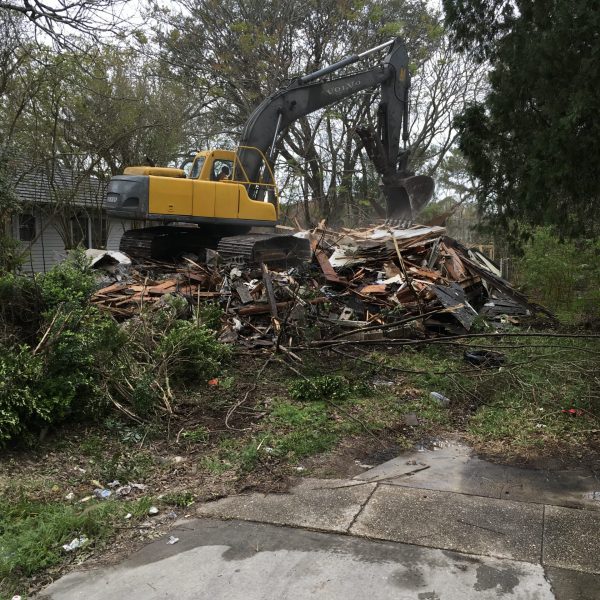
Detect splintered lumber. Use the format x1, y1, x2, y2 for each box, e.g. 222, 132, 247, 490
261, 263, 279, 319
148, 279, 179, 292
440, 243, 469, 281
95, 282, 127, 295
237, 297, 328, 316
311, 239, 347, 284
360, 284, 389, 295
90, 220, 548, 341
234, 281, 253, 304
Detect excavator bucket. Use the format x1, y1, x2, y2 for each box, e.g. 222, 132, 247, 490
383, 175, 435, 221
403, 174, 435, 215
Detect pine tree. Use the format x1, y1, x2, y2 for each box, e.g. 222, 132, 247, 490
444, 0, 600, 241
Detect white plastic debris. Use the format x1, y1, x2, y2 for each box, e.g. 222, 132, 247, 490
116, 485, 132, 497
125, 513, 132, 520
85, 248, 131, 268
11, 595, 22, 600
65, 492, 75, 501
62, 536, 88, 552
430, 392, 450, 407
148, 506, 159, 515
166, 536, 179, 545
93, 488, 112, 500
107, 480, 121, 488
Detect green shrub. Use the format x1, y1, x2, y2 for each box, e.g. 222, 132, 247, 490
0, 345, 44, 444
517, 228, 600, 322
39, 248, 95, 309
0, 250, 232, 442
288, 375, 350, 402
194, 302, 224, 331
155, 320, 230, 383
44, 307, 124, 416
0, 306, 124, 445
130, 372, 162, 417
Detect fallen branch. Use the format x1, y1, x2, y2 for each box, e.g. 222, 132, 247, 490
291, 331, 600, 351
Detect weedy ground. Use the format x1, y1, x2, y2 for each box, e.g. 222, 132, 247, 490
1, 334, 599, 598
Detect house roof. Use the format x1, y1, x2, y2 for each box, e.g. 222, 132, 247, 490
10, 159, 106, 208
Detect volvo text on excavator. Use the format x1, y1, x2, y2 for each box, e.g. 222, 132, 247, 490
105, 37, 434, 264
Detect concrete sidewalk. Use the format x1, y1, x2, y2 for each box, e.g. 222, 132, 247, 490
41, 442, 600, 599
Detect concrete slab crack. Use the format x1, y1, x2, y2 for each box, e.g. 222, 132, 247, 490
347, 483, 378, 533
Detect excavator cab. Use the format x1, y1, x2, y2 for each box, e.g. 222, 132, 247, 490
106, 147, 311, 264
106, 148, 278, 226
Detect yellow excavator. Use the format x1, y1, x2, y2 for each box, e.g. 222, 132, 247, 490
105, 37, 434, 264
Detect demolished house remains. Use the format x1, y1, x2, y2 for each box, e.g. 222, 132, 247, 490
90, 223, 552, 349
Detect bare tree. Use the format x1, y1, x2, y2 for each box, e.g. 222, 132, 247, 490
0, 0, 129, 47
408, 34, 488, 175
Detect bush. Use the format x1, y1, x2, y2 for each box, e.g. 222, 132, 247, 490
155, 320, 230, 383
0, 306, 124, 445
0, 346, 44, 444
517, 228, 600, 322
40, 306, 125, 419
194, 302, 224, 331
39, 248, 95, 309
0, 250, 232, 443
289, 375, 350, 402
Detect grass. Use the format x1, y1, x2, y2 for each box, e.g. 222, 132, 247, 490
363, 336, 600, 454
2, 333, 598, 597
0, 491, 153, 597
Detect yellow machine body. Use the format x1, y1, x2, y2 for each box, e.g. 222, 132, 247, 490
113, 149, 277, 227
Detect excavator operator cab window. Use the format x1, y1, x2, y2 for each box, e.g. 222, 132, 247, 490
212, 159, 233, 181
189, 156, 205, 179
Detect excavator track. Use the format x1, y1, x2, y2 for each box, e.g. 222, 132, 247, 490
217, 233, 311, 266
119, 226, 222, 261
119, 226, 311, 267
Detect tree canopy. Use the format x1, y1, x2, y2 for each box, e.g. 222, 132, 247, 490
444, 0, 600, 241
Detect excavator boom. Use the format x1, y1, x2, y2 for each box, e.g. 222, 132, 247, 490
236, 37, 433, 220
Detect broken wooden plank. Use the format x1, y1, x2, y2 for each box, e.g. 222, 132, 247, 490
95, 282, 127, 295
440, 244, 469, 281
234, 281, 253, 304
359, 284, 389, 295
261, 263, 279, 320
310, 239, 347, 284
238, 297, 328, 316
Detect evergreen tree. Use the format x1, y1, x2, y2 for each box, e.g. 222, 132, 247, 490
444, 0, 600, 241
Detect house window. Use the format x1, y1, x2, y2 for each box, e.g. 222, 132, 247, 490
18, 214, 36, 241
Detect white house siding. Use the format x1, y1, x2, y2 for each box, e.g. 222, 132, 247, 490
14, 212, 67, 273
13, 212, 132, 274
106, 218, 132, 251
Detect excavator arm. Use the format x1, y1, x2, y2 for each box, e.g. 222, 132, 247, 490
236, 38, 433, 220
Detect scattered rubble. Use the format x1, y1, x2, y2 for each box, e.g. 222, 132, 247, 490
91, 224, 552, 348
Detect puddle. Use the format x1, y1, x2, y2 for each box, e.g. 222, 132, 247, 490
355, 439, 600, 509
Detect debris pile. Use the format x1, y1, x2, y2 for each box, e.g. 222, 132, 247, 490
91, 224, 551, 347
